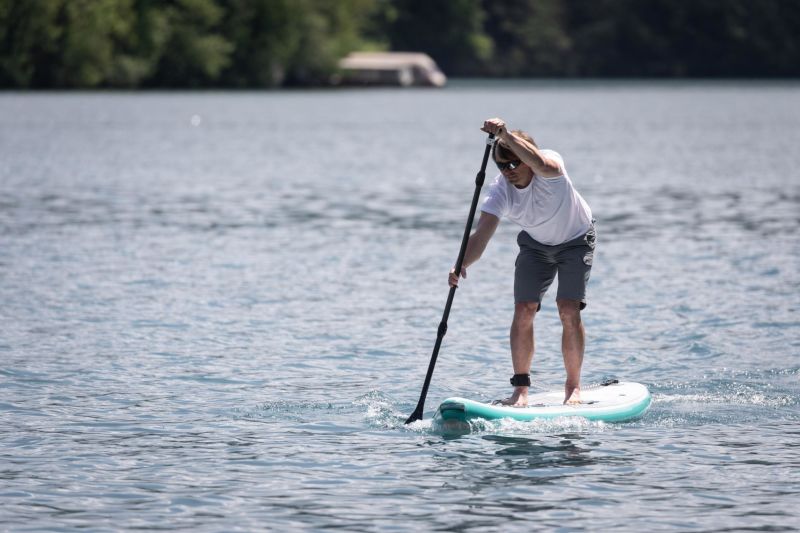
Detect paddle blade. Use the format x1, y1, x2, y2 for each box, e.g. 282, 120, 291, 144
404, 407, 423, 425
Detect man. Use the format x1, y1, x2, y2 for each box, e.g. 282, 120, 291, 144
448, 118, 595, 406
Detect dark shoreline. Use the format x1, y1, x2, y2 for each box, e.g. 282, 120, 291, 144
3, 77, 800, 94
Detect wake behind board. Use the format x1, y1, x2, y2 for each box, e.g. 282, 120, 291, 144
433, 380, 651, 431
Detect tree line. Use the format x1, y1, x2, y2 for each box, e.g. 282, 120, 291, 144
1, 0, 798, 89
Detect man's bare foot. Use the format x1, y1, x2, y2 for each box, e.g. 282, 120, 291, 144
564, 386, 581, 405
499, 386, 528, 407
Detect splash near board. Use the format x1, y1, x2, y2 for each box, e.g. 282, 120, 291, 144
433, 380, 651, 431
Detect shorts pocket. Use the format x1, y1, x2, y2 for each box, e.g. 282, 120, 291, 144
584, 225, 596, 250
583, 225, 596, 266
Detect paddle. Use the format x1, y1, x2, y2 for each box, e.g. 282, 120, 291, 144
405, 133, 496, 424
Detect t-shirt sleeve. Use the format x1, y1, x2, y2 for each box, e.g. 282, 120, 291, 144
481, 175, 508, 218
540, 149, 566, 179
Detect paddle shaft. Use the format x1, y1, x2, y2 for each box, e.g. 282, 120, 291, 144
405, 133, 495, 424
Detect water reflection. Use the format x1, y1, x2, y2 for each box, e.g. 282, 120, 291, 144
483, 434, 598, 476
425, 432, 618, 491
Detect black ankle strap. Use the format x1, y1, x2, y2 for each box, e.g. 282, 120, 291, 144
510, 374, 531, 387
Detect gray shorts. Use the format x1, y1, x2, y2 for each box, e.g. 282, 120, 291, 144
514, 225, 596, 309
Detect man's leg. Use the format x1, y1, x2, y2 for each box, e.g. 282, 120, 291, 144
503, 301, 539, 407
557, 299, 584, 404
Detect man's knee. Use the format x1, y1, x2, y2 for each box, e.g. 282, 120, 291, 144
514, 301, 540, 319
557, 299, 582, 327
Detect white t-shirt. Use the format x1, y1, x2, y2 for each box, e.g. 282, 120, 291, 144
481, 149, 592, 245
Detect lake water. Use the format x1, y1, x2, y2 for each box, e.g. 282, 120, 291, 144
1, 81, 799, 531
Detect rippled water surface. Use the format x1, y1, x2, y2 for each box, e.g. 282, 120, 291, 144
1, 82, 799, 531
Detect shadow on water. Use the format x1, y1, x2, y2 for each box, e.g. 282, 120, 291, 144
421, 432, 630, 512
483, 434, 597, 471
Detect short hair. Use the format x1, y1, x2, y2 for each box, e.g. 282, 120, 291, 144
493, 130, 537, 161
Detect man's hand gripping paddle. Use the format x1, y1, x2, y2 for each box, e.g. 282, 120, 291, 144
405, 133, 495, 424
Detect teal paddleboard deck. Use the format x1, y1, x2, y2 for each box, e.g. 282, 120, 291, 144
434, 381, 651, 427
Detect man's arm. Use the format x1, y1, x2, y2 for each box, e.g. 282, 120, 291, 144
449, 212, 500, 287
501, 131, 563, 178
482, 118, 563, 178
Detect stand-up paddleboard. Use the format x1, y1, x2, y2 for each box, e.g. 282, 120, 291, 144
433, 380, 651, 431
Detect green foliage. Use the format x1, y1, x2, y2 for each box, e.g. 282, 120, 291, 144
563, 0, 800, 77
57, 0, 136, 87
386, 0, 492, 75
150, 0, 232, 87
107, 0, 169, 87
223, 0, 305, 87
482, 0, 570, 77
218, 0, 385, 87
0, 0, 62, 87
0, 0, 797, 88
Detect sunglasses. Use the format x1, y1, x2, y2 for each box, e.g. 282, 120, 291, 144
496, 159, 522, 171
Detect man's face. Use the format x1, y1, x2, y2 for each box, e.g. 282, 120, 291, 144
496, 157, 533, 188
